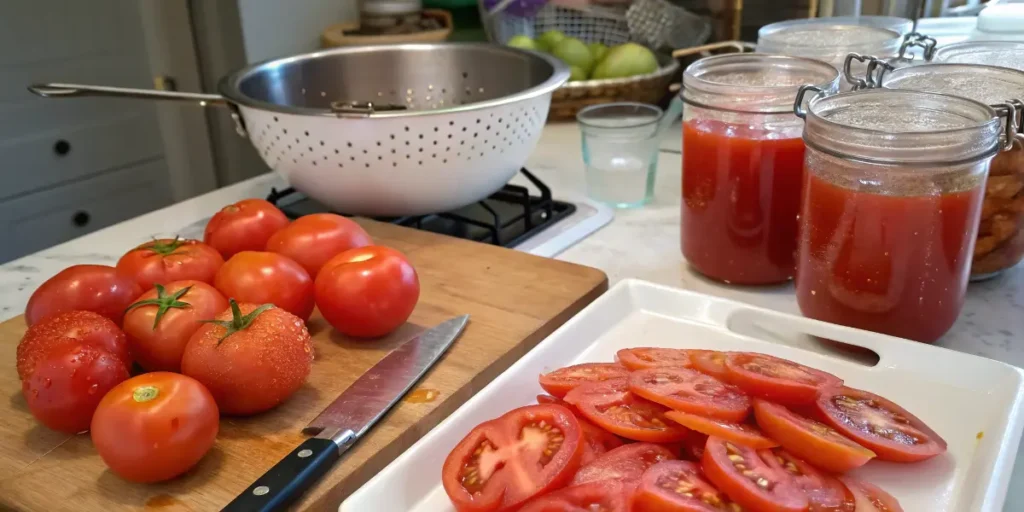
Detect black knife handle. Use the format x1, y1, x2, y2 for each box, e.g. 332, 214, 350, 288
222, 437, 346, 512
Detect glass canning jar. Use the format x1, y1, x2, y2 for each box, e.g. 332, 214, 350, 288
793, 88, 1002, 343
877, 63, 1024, 279
757, 20, 902, 87
680, 54, 839, 285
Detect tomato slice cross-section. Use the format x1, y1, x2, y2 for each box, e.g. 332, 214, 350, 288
441, 404, 584, 512
838, 476, 904, 512
816, 386, 946, 462
759, 448, 855, 512
665, 410, 778, 449
629, 367, 751, 422
519, 479, 631, 512
565, 379, 692, 443
539, 363, 629, 398
571, 442, 676, 486
617, 348, 694, 371
690, 350, 732, 381
631, 460, 742, 512
753, 399, 875, 473
701, 436, 808, 512
725, 352, 842, 404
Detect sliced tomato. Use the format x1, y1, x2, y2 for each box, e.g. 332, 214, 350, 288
665, 410, 778, 450
629, 367, 751, 423
689, 350, 732, 381
838, 476, 903, 512
538, 394, 571, 408
701, 436, 808, 512
519, 479, 630, 512
679, 432, 710, 462
442, 404, 584, 512
579, 418, 626, 465
617, 348, 694, 371
816, 386, 946, 463
631, 460, 740, 512
753, 399, 875, 473
539, 363, 629, 398
565, 379, 691, 443
572, 443, 676, 486
759, 448, 855, 512
725, 353, 842, 404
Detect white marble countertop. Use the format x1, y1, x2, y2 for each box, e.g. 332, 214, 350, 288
2, 121, 1023, 509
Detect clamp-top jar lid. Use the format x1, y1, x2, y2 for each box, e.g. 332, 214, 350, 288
757, 21, 902, 67
931, 41, 1024, 71
795, 88, 1001, 166
683, 53, 840, 114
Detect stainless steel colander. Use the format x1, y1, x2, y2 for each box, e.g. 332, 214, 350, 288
29, 43, 569, 216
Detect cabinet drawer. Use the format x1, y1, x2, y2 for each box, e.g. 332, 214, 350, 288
0, 113, 163, 199
0, 159, 172, 263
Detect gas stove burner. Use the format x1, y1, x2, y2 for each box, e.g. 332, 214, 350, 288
267, 168, 576, 249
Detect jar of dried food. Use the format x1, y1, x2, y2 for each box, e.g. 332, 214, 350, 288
794, 88, 1005, 343
680, 54, 839, 285
876, 63, 1024, 279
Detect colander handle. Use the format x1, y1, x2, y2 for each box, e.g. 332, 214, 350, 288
27, 83, 228, 107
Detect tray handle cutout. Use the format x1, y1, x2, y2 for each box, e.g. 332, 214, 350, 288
723, 307, 883, 368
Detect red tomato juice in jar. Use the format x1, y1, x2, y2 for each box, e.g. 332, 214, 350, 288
796, 172, 984, 342
682, 120, 806, 284
679, 53, 840, 285
794, 88, 1003, 343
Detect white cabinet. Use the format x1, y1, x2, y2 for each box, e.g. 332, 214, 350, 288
0, 0, 179, 262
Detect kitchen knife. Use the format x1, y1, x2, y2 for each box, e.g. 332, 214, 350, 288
222, 314, 470, 512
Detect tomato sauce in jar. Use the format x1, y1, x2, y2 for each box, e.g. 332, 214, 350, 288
795, 172, 984, 342
794, 88, 1003, 342
682, 120, 806, 284
679, 54, 839, 285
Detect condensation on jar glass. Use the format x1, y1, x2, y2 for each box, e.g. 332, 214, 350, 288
793, 88, 1002, 343
680, 53, 839, 285
876, 63, 1024, 279
756, 20, 902, 88
931, 41, 1024, 71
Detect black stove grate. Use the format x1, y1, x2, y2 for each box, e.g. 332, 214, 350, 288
266, 168, 576, 248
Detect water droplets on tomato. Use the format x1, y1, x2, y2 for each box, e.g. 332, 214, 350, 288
43, 378, 52, 389
88, 383, 99, 395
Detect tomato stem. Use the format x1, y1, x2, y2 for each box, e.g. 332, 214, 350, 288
148, 236, 185, 256
125, 284, 194, 329
201, 299, 275, 345
133, 386, 160, 403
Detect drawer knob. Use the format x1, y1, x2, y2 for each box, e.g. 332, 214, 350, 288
72, 211, 90, 227
54, 139, 71, 156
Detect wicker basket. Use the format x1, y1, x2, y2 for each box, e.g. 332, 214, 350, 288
548, 52, 679, 121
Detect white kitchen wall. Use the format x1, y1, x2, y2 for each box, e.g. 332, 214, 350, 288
237, 0, 359, 62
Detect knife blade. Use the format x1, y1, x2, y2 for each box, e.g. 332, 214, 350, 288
222, 314, 470, 512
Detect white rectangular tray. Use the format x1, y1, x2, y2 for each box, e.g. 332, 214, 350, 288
342, 279, 1024, 511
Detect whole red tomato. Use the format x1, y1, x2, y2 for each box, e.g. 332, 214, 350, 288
23, 341, 130, 433
122, 281, 229, 372
26, 265, 142, 327
17, 310, 131, 381
214, 251, 314, 321
91, 372, 219, 483
315, 246, 419, 338
204, 199, 289, 259
181, 301, 313, 415
116, 237, 224, 291
265, 213, 372, 277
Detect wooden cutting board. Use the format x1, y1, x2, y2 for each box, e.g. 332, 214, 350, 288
0, 219, 607, 511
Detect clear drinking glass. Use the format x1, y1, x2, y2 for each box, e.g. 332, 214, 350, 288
577, 103, 662, 208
